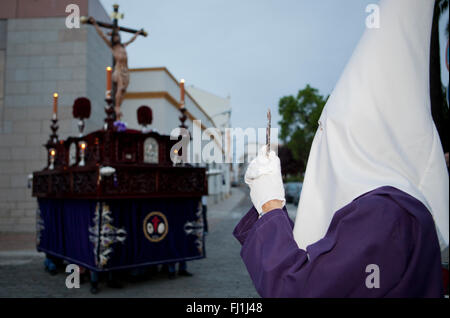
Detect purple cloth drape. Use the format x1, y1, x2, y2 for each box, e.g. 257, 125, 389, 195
233, 186, 443, 297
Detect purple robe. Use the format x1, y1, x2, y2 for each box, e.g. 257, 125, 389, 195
233, 186, 444, 297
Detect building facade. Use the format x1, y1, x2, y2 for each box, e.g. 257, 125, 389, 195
0, 0, 232, 232
0, 0, 111, 232
187, 86, 232, 200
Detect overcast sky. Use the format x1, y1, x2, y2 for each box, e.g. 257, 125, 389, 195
99, 0, 449, 143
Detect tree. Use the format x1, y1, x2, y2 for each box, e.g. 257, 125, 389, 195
278, 85, 327, 173
278, 145, 302, 179
430, 0, 449, 153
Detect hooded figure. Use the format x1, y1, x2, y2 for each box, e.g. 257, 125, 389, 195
234, 0, 448, 298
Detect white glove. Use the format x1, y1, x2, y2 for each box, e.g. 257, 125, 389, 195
245, 145, 285, 214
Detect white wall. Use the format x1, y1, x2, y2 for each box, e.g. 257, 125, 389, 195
123, 68, 232, 201
0, 16, 111, 232
125, 69, 215, 128
122, 98, 182, 134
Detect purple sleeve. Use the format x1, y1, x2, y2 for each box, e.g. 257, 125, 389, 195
234, 194, 434, 298
232, 206, 259, 245
233, 206, 293, 245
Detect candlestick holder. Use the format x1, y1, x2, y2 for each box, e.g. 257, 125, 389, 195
104, 95, 116, 131
171, 147, 181, 166
78, 141, 87, 166
179, 104, 193, 144
177, 103, 191, 166
179, 104, 188, 129
49, 148, 56, 170
49, 113, 59, 145
77, 119, 85, 137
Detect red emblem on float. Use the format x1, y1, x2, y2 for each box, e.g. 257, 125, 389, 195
143, 212, 168, 242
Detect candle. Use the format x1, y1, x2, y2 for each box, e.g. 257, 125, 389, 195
180, 79, 185, 107
49, 148, 56, 170
79, 141, 87, 167
106, 66, 112, 91
53, 93, 58, 117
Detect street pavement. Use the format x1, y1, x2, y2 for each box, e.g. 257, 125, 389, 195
0, 187, 263, 298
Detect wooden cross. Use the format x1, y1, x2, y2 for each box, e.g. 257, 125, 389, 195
80, 4, 147, 113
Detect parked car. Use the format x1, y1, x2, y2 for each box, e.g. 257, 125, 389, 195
284, 182, 302, 205
231, 180, 240, 187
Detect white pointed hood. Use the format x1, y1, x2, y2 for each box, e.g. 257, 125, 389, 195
293, 0, 449, 251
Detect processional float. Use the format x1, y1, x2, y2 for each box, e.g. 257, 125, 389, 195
31, 4, 207, 273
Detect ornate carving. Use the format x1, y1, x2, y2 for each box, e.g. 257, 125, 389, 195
184, 200, 204, 255
68, 142, 77, 166
50, 173, 70, 194
89, 202, 127, 268
36, 207, 45, 246
160, 170, 205, 193
34, 130, 207, 199
33, 166, 206, 198
33, 175, 50, 195
103, 169, 157, 195
143, 137, 159, 164
73, 171, 97, 194
115, 134, 137, 162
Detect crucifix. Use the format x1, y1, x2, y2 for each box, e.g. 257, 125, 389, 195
81, 4, 148, 121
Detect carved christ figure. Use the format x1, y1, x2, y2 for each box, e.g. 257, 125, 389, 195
88, 17, 143, 120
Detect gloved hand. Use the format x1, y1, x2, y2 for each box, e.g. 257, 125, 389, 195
245, 145, 286, 214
